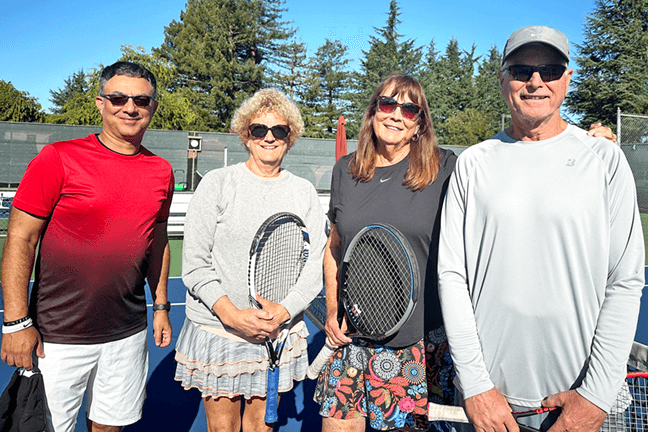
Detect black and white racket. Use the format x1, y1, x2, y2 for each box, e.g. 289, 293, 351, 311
248, 212, 310, 424
428, 371, 648, 431
306, 223, 419, 379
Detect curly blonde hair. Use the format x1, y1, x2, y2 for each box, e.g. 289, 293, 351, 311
230, 88, 305, 149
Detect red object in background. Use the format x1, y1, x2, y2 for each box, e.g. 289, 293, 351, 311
335, 115, 347, 161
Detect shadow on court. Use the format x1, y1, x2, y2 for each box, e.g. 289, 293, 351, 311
124, 351, 202, 432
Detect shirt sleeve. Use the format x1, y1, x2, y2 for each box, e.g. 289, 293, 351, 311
577, 145, 645, 411
12, 145, 65, 218
437, 153, 495, 399
157, 169, 175, 223
181, 173, 225, 310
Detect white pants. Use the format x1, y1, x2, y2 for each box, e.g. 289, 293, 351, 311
38, 329, 148, 432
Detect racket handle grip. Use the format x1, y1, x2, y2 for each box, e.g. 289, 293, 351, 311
306, 344, 335, 380
427, 402, 469, 423
264, 368, 280, 423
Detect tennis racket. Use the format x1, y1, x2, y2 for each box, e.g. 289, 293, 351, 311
306, 223, 419, 379
428, 371, 648, 432
248, 212, 310, 424
600, 371, 648, 431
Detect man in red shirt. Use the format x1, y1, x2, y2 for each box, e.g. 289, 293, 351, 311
1, 62, 174, 432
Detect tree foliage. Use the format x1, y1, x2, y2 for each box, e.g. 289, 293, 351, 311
565, 0, 648, 128
49, 70, 90, 115
0, 80, 45, 122
155, 0, 295, 131
300, 39, 351, 138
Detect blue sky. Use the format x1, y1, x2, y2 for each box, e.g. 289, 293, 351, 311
0, 0, 597, 113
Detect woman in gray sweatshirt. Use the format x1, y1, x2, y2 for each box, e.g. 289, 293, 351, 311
174, 88, 327, 432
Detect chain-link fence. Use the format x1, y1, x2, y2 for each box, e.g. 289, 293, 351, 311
618, 109, 648, 213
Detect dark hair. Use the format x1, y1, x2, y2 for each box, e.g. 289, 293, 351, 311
351, 74, 441, 191
99, 62, 157, 99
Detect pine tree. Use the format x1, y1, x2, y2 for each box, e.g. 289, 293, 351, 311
300, 39, 351, 138
473, 46, 509, 138
566, 0, 648, 128
348, 0, 423, 137
426, 38, 478, 144
49, 70, 90, 115
155, 0, 294, 131
0, 80, 45, 122
266, 38, 309, 101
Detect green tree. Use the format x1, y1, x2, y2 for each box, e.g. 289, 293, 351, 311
473, 46, 508, 139
300, 39, 351, 138
156, 0, 295, 131
49, 70, 90, 115
566, 0, 648, 128
0, 80, 45, 122
118, 45, 200, 130
267, 38, 309, 100
440, 108, 492, 146
348, 0, 423, 137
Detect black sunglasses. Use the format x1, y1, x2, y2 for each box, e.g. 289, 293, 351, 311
377, 96, 421, 121
248, 123, 290, 140
100, 93, 154, 107
503, 64, 567, 82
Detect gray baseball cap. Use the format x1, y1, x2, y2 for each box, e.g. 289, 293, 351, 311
502, 26, 570, 64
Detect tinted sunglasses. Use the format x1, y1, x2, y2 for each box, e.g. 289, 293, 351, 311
248, 123, 290, 140
503, 64, 567, 82
100, 93, 154, 107
377, 96, 421, 121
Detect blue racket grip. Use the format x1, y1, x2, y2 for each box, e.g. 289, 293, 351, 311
264, 368, 280, 423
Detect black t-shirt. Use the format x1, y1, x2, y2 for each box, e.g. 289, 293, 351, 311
328, 148, 457, 347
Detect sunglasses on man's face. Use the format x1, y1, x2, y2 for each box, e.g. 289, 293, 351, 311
248, 123, 290, 140
503, 64, 567, 82
377, 96, 421, 121
100, 93, 154, 107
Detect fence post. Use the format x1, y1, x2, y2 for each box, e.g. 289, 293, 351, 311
617, 107, 621, 145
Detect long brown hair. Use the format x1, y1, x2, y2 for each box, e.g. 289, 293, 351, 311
350, 74, 441, 191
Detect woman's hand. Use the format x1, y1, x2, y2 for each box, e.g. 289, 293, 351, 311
324, 312, 352, 348
255, 295, 290, 338
212, 296, 279, 341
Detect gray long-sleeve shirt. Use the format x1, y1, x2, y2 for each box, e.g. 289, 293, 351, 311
182, 163, 326, 330
438, 125, 645, 411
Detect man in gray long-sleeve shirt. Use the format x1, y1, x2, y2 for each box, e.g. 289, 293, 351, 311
438, 26, 645, 432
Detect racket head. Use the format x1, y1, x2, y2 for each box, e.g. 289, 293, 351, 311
340, 223, 419, 339
600, 371, 648, 431
248, 212, 310, 307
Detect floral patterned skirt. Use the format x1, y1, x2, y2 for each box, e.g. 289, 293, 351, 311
425, 327, 456, 432
314, 339, 429, 431
313, 329, 456, 432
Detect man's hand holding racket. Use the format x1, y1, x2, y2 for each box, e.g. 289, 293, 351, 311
543, 390, 605, 432
465, 387, 521, 432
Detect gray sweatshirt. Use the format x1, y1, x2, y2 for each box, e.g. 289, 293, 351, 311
182, 163, 326, 330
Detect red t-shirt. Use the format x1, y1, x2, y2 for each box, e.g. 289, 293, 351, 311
13, 134, 174, 344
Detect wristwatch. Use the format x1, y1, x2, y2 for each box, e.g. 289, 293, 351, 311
152, 302, 171, 312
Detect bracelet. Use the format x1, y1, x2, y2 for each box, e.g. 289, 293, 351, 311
2, 317, 33, 334
152, 302, 171, 312
3, 316, 31, 327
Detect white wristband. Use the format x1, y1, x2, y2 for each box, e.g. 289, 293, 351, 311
2, 317, 33, 334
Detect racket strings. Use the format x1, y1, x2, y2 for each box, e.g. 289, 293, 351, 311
254, 221, 306, 303
344, 230, 412, 337
600, 373, 647, 431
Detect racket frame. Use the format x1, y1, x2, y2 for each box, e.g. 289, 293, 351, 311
247, 212, 310, 423
307, 223, 419, 379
